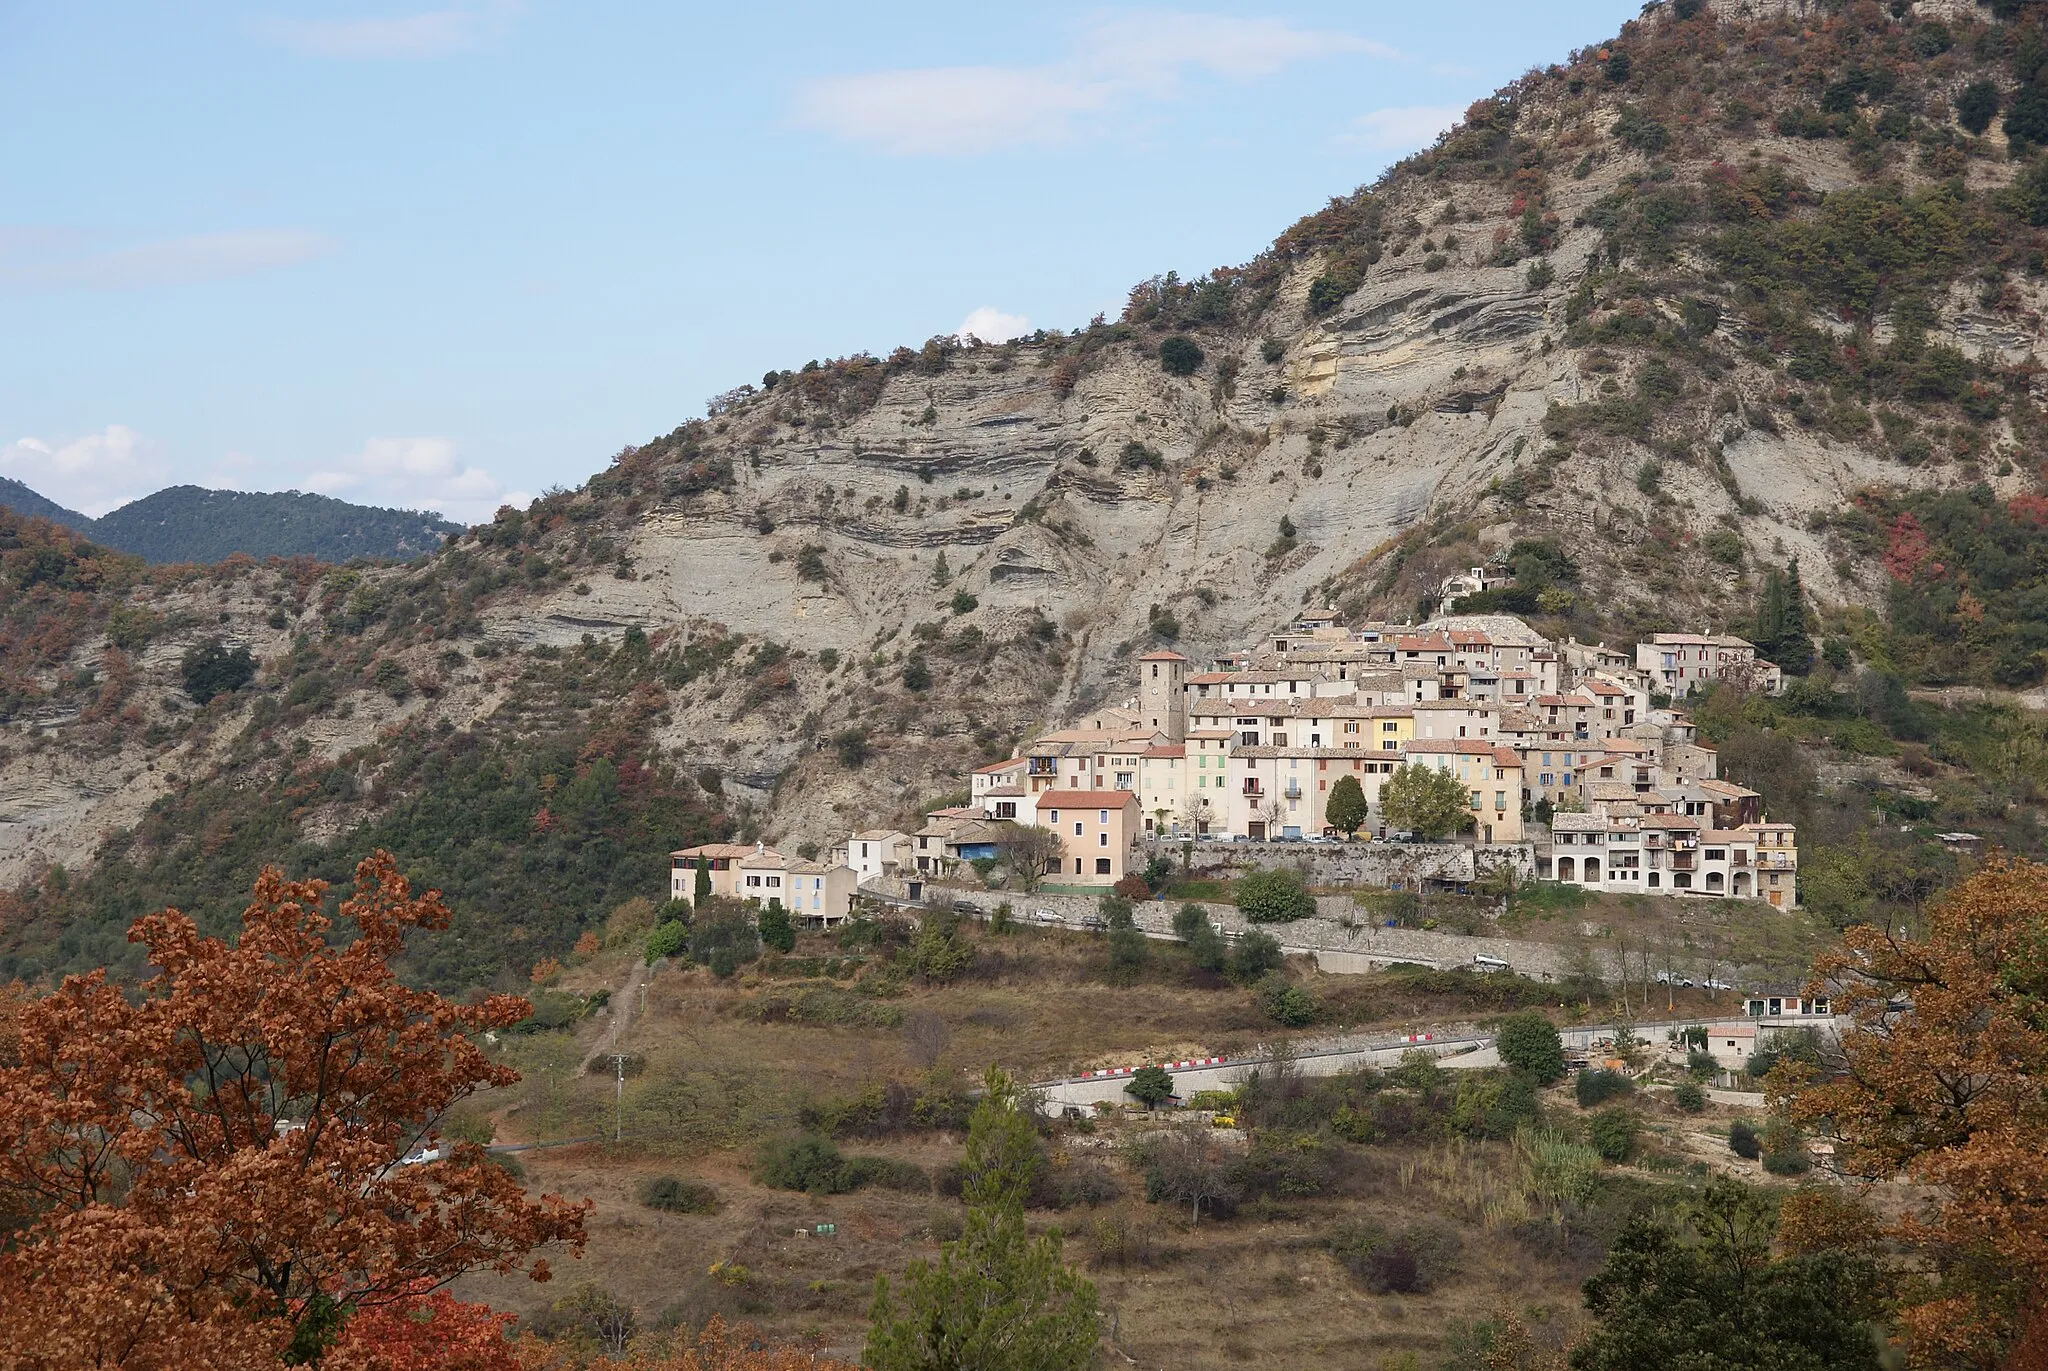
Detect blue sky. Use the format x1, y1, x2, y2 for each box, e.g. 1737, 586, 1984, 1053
0, 2, 1641, 523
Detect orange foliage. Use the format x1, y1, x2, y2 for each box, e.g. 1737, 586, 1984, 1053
573, 931, 601, 961
0, 852, 588, 1370
331, 1284, 519, 1371
1793, 857, 2048, 1366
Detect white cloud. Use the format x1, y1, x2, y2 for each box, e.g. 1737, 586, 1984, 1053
302, 436, 514, 525
794, 10, 1397, 155
257, 1, 521, 59
957, 306, 1032, 343
0, 426, 170, 518
1336, 104, 1463, 153
0, 228, 335, 291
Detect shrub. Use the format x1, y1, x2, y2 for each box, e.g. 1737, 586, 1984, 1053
756, 1136, 923, 1195
1256, 976, 1318, 1027
1229, 929, 1283, 983
833, 728, 873, 768
1576, 1068, 1633, 1107
1728, 1119, 1762, 1159
1159, 335, 1205, 376
1496, 1011, 1566, 1084
1328, 1220, 1460, 1294
181, 639, 256, 705
1260, 338, 1285, 363
757, 899, 795, 953
639, 1176, 718, 1214
689, 914, 761, 978
950, 589, 978, 615
642, 919, 687, 966
1955, 80, 2000, 136
1587, 1108, 1637, 1163
1112, 874, 1150, 901
901, 655, 931, 691
1106, 924, 1149, 985
1672, 1081, 1706, 1113
1235, 868, 1315, 924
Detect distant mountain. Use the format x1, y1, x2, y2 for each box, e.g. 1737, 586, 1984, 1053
0, 481, 462, 564
0, 478, 92, 531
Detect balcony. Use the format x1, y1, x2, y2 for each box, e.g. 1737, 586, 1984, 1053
1672, 853, 1695, 872
1242, 782, 1264, 797
1283, 784, 1302, 800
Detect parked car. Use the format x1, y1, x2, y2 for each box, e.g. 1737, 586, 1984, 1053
1031, 909, 1061, 925
1701, 977, 1735, 991
1075, 915, 1108, 931
1471, 954, 1511, 973
1387, 830, 1418, 843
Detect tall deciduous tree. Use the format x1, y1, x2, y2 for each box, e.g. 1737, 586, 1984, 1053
1380, 762, 1473, 839
1495, 1011, 1566, 1084
1790, 857, 2048, 1365
1325, 774, 1368, 837
866, 1068, 1099, 1371
0, 852, 588, 1370
993, 822, 1064, 892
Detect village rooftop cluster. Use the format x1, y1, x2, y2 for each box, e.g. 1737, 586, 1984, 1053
672, 610, 1799, 918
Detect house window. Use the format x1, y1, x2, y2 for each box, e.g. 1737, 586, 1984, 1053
1073, 822, 1083, 836
1096, 858, 1112, 874
1098, 832, 1108, 847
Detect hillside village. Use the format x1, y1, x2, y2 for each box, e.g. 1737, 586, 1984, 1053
676, 603, 1803, 937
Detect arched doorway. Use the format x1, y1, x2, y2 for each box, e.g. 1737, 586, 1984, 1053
1733, 871, 1751, 897
1557, 856, 1576, 881
1585, 857, 1601, 883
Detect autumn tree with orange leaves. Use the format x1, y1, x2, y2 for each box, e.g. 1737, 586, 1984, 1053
1791, 856, 2048, 1369
0, 851, 588, 1370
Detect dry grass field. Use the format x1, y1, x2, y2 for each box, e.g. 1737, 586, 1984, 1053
449, 915, 1818, 1367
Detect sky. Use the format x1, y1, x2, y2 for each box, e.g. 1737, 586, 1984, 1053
0, 2, 1643, 525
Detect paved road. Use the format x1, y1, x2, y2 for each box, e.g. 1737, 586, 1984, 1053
1028, 1015, 1843, 1113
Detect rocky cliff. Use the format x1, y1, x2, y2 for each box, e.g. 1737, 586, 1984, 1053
6, 0, 2047, 978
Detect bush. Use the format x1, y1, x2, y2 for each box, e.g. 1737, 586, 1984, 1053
1587, 1108, 1637, 1163
756, 1135, 925, 1195
689, 914, 761, 978
1235, 868, 1315, 924
639, 1176, 718, 1214
1672, 1081, 1706, 1113
1728, 1119, 1762, 1159
757, 899, 795, 953
1158, 335, 1205, 376
1496, 1011, 1566, 1084
1256, 976, 1318, 1027
1956, 79, 1999, 136
181, 639, 256, 705
1106, 923, 1149, 985
1327, 1220, 1460, 1294
1229, 929, 1283, 983
1576, 1069, 1634, 1107
642, 919, 687, 966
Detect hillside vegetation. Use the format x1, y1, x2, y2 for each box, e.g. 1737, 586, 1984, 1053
0, 480, 459, 564
4, 0, 2048, 981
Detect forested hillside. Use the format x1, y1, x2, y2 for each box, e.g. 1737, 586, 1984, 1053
0, 480, 460, 564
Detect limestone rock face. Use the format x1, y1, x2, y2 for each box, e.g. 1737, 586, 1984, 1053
7, 1, 2048, 874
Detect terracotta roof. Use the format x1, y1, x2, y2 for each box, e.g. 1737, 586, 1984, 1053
1037, 790, 1143, 807
1138, 650, 1189, 662
972, 758, 1023, 774
672, 843, 766, 859
851, 829, 908, 842
1142, 745, 1185, 759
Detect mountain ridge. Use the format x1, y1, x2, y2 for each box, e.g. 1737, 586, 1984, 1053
0, 479, 462, 565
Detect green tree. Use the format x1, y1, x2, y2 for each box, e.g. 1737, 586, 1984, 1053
758, 898, 795, 953
1229, 929, 1283, 983
1106, 923, 1148, 985
1753, 560, 1813, 675
1235, 868, 1315, 924
1571, 1179, 1886, 1371
867, 1069, 1099, 1371
1158, 335, 1204, 376
1324, 774, 1368, 837
1125, 1064, 1176, 1107
693, 857, 712, 906
181, 638, 256, 704
1587, 1108, 1637, 1163
1379, 762, 1473, 839
642, 919, 686, 966
1496, 1011, 1566, 1084
1173, 904, 1228, 973
1956, 79, 1999, 136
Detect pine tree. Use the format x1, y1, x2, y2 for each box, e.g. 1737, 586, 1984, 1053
866, 1069, 1099, 1371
